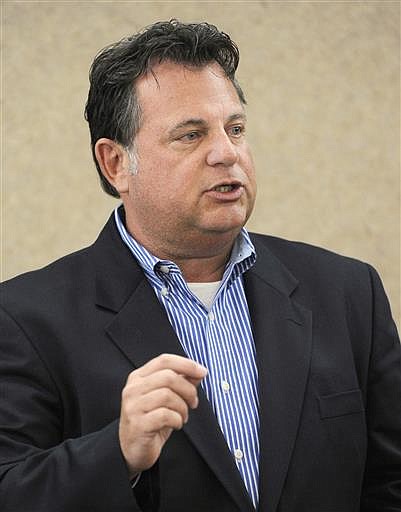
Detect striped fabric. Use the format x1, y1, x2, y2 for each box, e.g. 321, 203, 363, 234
115, 207, 260, 508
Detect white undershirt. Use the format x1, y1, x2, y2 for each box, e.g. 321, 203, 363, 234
187, 281, 222, 311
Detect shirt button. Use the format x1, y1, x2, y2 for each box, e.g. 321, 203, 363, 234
159, 265, 170, 274
208, 311, 215, 322
161, 287, 169, 297
221, 380, 230, 393
234, 448, 244, 462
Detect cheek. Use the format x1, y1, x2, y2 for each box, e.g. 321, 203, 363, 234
241, 151, 257, 185
132, 168, 190, 210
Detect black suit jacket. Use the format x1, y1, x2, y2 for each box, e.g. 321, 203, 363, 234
1, 212, 400, 512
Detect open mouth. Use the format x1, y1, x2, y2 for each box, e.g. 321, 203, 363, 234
212, 184, 240, 193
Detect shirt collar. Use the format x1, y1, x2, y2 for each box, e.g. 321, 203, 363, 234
114, 205, 256, 280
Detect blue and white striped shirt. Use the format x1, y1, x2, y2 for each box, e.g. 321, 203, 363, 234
115, 207, 260, 508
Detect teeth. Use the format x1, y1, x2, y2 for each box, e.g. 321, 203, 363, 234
214, 185, 234, 192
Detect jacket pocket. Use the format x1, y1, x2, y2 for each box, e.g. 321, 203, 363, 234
318, 389, 364, 419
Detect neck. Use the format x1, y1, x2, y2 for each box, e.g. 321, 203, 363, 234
125, 220, 237, 282
173, 251, 230, 282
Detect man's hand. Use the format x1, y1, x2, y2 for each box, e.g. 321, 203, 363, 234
118, 353, 208, 478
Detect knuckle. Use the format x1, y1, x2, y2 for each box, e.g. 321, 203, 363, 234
159, 408, 170, 424
122, 379, 138, 398
127, 368, 140, 382
158, 353, 171, 367
162, 388, 173, 402
121, 386, 131, 401
158, 387, 172, 403
162, 369, 176, 386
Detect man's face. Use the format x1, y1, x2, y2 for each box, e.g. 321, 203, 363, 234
121, 61, 257, 259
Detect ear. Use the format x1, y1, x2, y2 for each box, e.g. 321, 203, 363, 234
94, 138, 131, 194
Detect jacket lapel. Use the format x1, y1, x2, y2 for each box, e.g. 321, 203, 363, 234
93, 216, 254, 512
246, 237, 312, 512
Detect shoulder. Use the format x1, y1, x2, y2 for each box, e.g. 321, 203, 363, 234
249, 232, 375, 298
0, 245, 94, 316
250, 232, 369, 272
249, 233, 398, 344
0, 211, 123, 313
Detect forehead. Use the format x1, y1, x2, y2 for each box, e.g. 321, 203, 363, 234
135, 61, 243, 123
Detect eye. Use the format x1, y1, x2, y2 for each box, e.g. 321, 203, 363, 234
180, 131, 200, 142
229, 125, 244, 137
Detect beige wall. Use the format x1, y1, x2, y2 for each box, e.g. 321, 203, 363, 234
2, 1, 400, 329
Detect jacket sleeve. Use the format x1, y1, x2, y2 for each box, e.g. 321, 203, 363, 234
0, 306, 156, 512
360, 265, 401, 511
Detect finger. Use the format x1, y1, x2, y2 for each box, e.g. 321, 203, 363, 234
127, 369, 200, 409
142, 407, 186, 433
141, 388, 190, 424
135, 353, 207, 381
186, 376, 205, 387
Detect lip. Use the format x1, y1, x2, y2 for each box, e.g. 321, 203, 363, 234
204, 181, 244, 202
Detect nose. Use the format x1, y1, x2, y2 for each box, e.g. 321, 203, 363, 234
206, 131, 239, 168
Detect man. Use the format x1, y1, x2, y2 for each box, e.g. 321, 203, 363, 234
0, 20, 400, 512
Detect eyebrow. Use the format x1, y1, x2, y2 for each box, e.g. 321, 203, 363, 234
168, 112, 247, 137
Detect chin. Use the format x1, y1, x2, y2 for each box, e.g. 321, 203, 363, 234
202, 221, 245, 236
196, 207, 251, 236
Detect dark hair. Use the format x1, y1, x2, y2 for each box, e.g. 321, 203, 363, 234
84, 19, 246, 197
